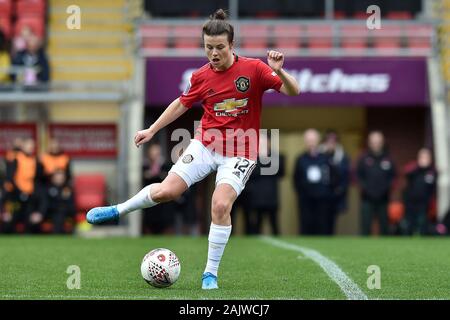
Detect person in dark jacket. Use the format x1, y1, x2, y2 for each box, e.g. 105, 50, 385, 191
401, 148, 436, 235
319, 130, 350, 235
357, 131, 396, 235
294, 129, 335, 235
11, 35, 50, 86
42, 169, 76, 234
248, 134, 285, 235
141, 143, 174, 234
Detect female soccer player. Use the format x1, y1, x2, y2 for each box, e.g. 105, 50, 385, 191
87, 9, 300, 289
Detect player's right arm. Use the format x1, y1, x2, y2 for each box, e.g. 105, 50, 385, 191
134, 97, 188, 147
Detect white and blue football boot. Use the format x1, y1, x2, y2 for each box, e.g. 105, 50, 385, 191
86, 206, 119, 224
202, 272, 218, 290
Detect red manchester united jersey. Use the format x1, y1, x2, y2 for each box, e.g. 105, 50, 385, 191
179, 55, 283, 160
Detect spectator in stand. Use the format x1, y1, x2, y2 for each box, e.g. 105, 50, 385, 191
141, 143, 174, 234
318, 130, 350, 235
41, 169, 76, 234
401, 148, 436, 235
4, 138, 45, 233
0, 30, 11, 86
1, 138, 25, 232
356, 131, 396, 236
12, 25, 33, 56
294, 129, 335, 235
11, 34, 50, 87
248, 134, 285, 235
40, 138, 72, 186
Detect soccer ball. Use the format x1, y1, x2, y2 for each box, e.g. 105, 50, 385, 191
140, 248, 181, 288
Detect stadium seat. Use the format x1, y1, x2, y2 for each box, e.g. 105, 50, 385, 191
173, 25, 201, 49
353, 11, 368, 19
0, 0, 12, 18
140, 25, 170, 49
305, 25, 333, 51
255, 11, 279, 18
386, 11, 413, 20
74, 174, 106, 213
404, 24, 433, 53
341, 38, 368, 54
14, 16, 45, 38
371, 25, 403, 54
333, 11, 346, 19
272, 25, 302, 49
240, 25, 269, 49
15, 0, 46, 17
340, 25, 371, 53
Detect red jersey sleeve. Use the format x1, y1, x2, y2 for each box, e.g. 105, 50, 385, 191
179, 71, 203, 109
257, 60, 283, 92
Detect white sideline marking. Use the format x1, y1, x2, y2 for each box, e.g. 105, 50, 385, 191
0, 294, 160, 300
261, 237, 368, 300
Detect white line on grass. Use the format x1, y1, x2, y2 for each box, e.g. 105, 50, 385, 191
261, 237, 368, 300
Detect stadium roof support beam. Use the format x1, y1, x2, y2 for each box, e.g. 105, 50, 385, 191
125, 56, 146, 237
428, 57, 450, 222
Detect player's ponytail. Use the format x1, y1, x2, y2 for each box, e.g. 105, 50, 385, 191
210, 9, 227, 20
203, 9, 234, 43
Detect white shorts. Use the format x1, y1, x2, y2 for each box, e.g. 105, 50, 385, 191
169, 139, 256, 196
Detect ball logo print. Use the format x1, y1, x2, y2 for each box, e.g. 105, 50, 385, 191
141, 248, 181, 288
182, 154, 194, 164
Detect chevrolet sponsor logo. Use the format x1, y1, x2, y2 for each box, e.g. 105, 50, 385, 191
214, 98, 248, 112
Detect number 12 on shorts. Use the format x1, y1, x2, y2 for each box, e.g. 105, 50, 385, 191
233, 157, 255, 184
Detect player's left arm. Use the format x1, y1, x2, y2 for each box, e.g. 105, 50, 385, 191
267, 50, 300, 96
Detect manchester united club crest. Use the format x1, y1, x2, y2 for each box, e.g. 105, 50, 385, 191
182, 154, 194, 164
235, 76, 250, 93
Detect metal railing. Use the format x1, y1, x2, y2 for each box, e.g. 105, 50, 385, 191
137, 18, 438, 58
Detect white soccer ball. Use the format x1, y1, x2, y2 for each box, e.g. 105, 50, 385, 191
140, 248, 181, 288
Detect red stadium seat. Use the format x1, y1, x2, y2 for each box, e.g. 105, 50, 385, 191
14, 16, 45, 38
240, 25, 269, 49
373, 39, 402, 55
141, 25, 170, 49
272, 25, 303, 49
333, 11, 346, 19
386, 11, 413, 20
255, 11, 279, 18
74, 174, 106, 213
305, 25, 333, 51
404, 24, 433, 52
0, 17, 12, 39
15, 0, 46, 17
371, 25, 403, 54
353, 11, 368, 19
173, 25, 201, 49
341, 38, 368, 54
0, 0, 12, 18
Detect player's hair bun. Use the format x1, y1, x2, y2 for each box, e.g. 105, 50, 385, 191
211, 9, 227, 20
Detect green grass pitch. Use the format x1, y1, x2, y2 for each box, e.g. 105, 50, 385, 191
1, 236, 449, 300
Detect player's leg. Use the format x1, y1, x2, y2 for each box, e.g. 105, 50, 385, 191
202, 156, 255, 289
202, 183, 237, 289
86, 173, 188, 224
87, 139, 215, 224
